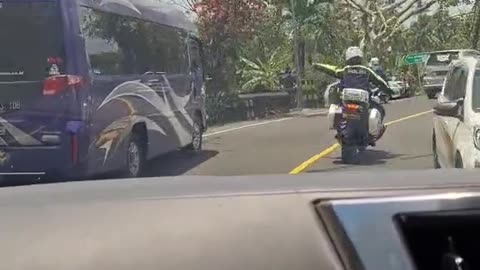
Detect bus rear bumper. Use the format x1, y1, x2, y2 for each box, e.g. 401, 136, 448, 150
0, 146, 81, 178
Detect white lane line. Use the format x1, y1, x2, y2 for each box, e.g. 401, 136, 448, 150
204, 117, 293, 137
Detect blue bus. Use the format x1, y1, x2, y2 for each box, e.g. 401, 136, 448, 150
0, 0, 207, 179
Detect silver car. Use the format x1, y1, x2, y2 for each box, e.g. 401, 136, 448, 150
432, 56, 480, 168
423, 49, 480, 99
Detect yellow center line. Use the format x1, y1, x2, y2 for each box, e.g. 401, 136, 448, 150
288, 109, 434, 175
384, 110, 433, 126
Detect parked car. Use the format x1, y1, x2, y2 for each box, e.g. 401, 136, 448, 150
432, 56, 480, 168
423, 49, 480, 99
388, 76, 409, 99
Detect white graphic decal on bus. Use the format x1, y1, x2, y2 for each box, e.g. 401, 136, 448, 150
0, 117, 41, 146
97, 76, 193, 147
95, 115, 167, 164
99, 139, 113, 164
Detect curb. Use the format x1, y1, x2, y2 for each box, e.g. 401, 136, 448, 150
304, 111, 328, 117
286, 109, 328, 118
207, 109, 327, 130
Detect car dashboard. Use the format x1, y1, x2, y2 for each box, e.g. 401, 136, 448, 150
1, 169, 480, 270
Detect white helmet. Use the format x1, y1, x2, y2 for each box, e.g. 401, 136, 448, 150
370, 57, 380, 66
345, 46, 364, 61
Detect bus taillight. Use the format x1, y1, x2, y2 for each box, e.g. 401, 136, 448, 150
43, 75, 82, 96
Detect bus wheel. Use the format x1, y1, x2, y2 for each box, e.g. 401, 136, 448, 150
124, 132, 146, 178
186, 117, 203, 152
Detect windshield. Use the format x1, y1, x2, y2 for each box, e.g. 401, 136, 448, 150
0, 0, 476, 186
0, 1, 64, 82
426, 52, 459, 66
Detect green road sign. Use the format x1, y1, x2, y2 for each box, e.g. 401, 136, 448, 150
403, 53, 428, 65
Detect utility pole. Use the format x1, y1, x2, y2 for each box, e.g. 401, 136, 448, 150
289, 0, 303, 109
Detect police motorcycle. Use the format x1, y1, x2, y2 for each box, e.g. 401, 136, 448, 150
324, 82, 384, 164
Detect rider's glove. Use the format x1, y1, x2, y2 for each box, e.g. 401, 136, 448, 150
386, 88, 395, 95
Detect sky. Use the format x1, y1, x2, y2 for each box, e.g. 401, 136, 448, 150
402, 1, 473, 26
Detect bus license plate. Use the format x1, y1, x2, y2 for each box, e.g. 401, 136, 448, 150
343, 113, 360, 120
0, 101, 21, 113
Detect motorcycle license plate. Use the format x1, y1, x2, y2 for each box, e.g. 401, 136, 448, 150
343, 113, 360, 119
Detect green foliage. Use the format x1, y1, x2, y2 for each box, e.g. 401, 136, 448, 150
193, 0, 269, 94
84, 0, 476, 98
238, 3, 293, 65
205, 91, 245, 125
194, 0, 267, 42
404, 9, 470, 53
238, 47, 291, 92
306, 2, 356, 64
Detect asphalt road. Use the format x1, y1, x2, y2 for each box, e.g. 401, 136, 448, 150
145, 96, 435, 176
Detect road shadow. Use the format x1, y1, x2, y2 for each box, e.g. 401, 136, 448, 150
144, 149, 219, 177
0, 149, 219, 187
307, 165, 354, 173
308, 149, 406, 174
399, 154, 432, 161
334, 149, 404, 166
308, 150, 403, 173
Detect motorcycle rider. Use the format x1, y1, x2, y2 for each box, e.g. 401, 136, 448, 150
314, 46, 394, 146
369, 57, 389, 82
369, 57, 390, 103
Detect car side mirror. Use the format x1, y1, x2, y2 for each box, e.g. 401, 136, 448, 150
433, 98, 464, 120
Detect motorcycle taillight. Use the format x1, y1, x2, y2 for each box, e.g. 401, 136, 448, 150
345, 103, 360, 112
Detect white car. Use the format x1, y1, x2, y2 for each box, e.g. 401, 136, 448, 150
388, 81, 403, 99
432, 56, 480, 168
388, 79, 410, 99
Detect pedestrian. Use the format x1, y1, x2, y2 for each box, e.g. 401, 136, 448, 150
280, 66, 297, 107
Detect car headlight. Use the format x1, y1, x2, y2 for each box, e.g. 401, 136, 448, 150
474, 127, 480, 150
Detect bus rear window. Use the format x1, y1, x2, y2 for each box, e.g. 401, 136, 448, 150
0, 1, 65, 82
426, 52, 459, 66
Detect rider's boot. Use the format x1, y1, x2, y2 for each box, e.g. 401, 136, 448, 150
376, 124, 387, 140
368, 124, 387, 146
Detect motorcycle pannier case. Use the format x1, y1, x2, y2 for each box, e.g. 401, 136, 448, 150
368, 107, 382, 138
327, 104, 343, 130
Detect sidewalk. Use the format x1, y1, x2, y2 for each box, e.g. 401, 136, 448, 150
286, 108, 328, 117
